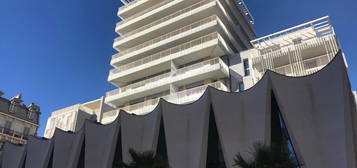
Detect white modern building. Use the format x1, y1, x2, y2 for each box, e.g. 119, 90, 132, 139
239, 16, 341, 89
44, 2, 348, 135
44, 97, 116, 138
105, 0, 256, 115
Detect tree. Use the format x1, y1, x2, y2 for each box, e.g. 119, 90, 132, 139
233, 143, 300, 168
122, 149, 169, 168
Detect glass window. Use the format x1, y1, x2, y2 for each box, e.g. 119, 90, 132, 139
27, 111, 34, 120
4, 121, 12, 135
4, 121, 12, 129
238, 82, 245, 92
243, 59, 250, 76
9, 104, 17, 113
23, 127, 30, 136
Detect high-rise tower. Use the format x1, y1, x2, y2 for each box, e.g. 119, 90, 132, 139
105, 0, 256, 114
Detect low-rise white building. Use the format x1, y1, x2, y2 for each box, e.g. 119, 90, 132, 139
239, 16, 342, 89
44, 97, 116, 138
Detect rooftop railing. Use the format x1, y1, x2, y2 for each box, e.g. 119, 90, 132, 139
115, 0, 215, 41
117, 0, 173, 27
113, 15, 217, 59
51, 104, 94, 116
106, 57, 225, 98
110, 32, 218, 75
251, 16, 332, 47
251, 33, 336, 59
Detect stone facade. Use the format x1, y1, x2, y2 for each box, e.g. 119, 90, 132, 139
0, 93, 40, 149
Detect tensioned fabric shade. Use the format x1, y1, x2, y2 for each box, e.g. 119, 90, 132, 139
24, 136, 53, 168
120, 105, 161, 163
0, 142, 26, 168
52, 128, 84, 168
1, 51, 356, 168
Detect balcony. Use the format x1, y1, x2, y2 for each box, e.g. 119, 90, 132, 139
112, 15, 218, 66
117, 0, 174, 33
101, 110, 120, 124
118, 0, 158, 19
114, 0, 217, 50
108, 32, 234, 86
119, 81, 229, 115
0, 126, 28, 144
106, 58, 229, 105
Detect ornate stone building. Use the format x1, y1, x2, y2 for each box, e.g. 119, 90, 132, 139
0, 92, 40, 148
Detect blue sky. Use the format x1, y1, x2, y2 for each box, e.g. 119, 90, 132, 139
0, 0, 356, 136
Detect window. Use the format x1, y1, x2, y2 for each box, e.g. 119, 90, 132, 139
9, 104, 17, 113
4, 121, 12, 129
238, 82, 245, 92
23, 127, 30, 136
27, 111, 34, 120
4, 121, 12, 135
23, 127, 30, 140
243, 59, 250, 76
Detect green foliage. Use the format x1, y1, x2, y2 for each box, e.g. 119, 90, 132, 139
122, 149, 169, 168
234, 143, 300, 168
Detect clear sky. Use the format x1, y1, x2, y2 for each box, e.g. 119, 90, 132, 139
0, 0, 356, 136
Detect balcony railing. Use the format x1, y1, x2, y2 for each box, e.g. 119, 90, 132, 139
121, 81, 227, 112
110, 32, 218, 75
117, 0, 173, 27
0, 126, 29, 143
119, 0, 142, 11
113, 15, 217, 59
251, 16, 332, 48
106, 72, 171, 97
164, 80, 228, 104
173, 57, 223, 77
106, 57, 226, 98
115, 0, 215, 41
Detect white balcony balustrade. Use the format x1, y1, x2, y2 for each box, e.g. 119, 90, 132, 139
109, 32, 218, 77
120, 81, 228, 114
112, 15, 217, 60
106, 57, 229, 104
115, 0, 215, 41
